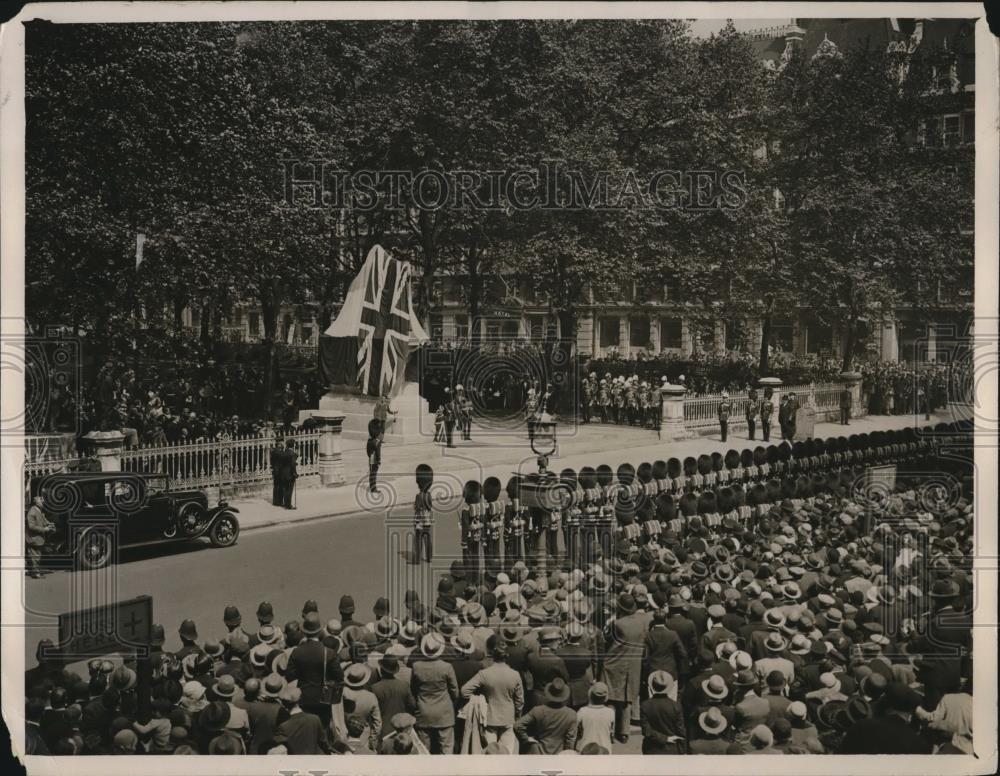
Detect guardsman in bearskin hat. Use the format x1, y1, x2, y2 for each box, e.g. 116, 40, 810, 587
560, 468, 581, 568
740, 448, 756, 483
596, 464, 617, 559
616, 498, 641, 554
746, 388, 760, 440
682, 456, 699, 492
578, 466, 600, 567
733, 484, 753, 529
504, 476, 526, 568
723, 449, 740, 485
678, 492, 699, 534
543, 479, 563, 565
638, 499, 662, 549
482, 477, 504, 578
460, 480, 483, 581
652, 460, 669, 494
667, 457, 684, 494
694, 454, 712, 492
656, 493, 682, 537
759, 387, 774, 441
414, 464, 434, 563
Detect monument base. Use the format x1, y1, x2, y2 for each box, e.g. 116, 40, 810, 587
303, 381, 434, 444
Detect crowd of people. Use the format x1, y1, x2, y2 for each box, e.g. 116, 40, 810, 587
24, 422, 974, 757
860, 362, 952, 417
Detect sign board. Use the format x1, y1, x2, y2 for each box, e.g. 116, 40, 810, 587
50, 595, 153, 660
868, 464, 898, 493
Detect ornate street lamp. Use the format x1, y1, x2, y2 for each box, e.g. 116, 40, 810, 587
530, 412, 557, 473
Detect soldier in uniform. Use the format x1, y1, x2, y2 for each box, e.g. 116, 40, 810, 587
598, 378, 611, 423
460, 480, 483, 582
482, 477, 504, 579
525, 388, 539, 443
760, 388, 774, 442
455, 385, 472, 441
560, 468, 582, 568
717, 391, 733, 443
625, 380, 639, 426
582, 372, 595, 424
596, 464, 617, 561
442, 388, 456, 448
839, 385, 852, 425
578, 466, 601, 567
504, 476, 526, 569
414, 464, 434, 564
612, 378, 625, 425
667, 457, 685, 494
649, 380, 662, 430
746, 388, 759, 440
366, 419, 382, 494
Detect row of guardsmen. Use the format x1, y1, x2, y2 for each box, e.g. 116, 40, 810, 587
411, 422, 970, 581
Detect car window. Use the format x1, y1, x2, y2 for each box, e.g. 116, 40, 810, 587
146, 477, 168, 495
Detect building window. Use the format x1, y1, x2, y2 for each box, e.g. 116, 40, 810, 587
486, 321, 501, 339
806, 322, 833, 354
663, 279, 680, 301
527, 314, 545, 342
249, 312, 260, 337
660, 318, 682, 350
502, 319, 519, 339
455, 314, 469, 340
696, 321, 715, 353
629, 316, 650, 347
599, 317, 621, 348
429, 314, 444, 339
769, 318, 794, 353
724, 320, 746, 352
943, 114, 961, 147
963, 111, 975, 144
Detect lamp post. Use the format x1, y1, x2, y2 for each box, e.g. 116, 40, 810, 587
530, 413, 557, 474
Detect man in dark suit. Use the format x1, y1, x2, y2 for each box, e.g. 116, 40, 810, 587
269, 440, 284, 506
367, 419, 383, 493
643, 609, 689, 682
278, 439, 298, 509
839, 386, 852, 425
285, 612, 343, 728
557, 622, 594, 710
274, 685, 331, 754
665, 596, 698, 660
837, 684, 931, 754
234, 676, 285, 754
640, 671, 685, 754
371, 655, 415, 741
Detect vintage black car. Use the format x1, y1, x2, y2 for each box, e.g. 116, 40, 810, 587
30, 472, 240, 570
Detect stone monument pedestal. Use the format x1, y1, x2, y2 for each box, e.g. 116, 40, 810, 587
305, 380, 434, 444
658, 384, 695, 441
82, 431, 125, 472
794, 406, 817, 440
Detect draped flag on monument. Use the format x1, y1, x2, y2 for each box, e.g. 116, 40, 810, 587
319, 245, 428, 397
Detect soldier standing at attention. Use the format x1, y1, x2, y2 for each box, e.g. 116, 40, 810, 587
414, 465, 434, 563
717, 391, 732, 443
460, 480, 483, 582
840, 385, 853, 426
745, 388, 759, 441
760, 388, 773, 442
581, 373, 594, 424
367, 419, 383, 494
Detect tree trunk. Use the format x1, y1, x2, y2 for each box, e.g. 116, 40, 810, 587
173, 298, 186, 333
841, 315, 856, 373
556, 308, 578, 415
758, 314, 772, 375
261, 292, 279, 416
199, 300, 212, 345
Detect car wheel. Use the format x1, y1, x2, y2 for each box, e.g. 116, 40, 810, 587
208, 512, 239, 548
177, 503, 206, 537
77, 528, 114, 571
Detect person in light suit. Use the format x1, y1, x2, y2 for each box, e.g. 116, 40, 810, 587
460, 638, 524, 754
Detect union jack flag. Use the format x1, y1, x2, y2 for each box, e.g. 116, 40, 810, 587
357, 248, 414, 396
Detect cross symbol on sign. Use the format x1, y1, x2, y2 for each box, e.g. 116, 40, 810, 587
122, 610, 143, 640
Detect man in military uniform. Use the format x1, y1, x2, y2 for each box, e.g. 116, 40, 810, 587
760, 389, 774, 442
442, 389, 456, 448
612, 378, 625, 425
455, 385, 472, 441
598, 378, 611, 423
482, 477, 504, 579
503, 476, 526, 569
581, 373, 594, 424
839, 385, 852, 426
746, 388, 759, 441
366, 419, 383, 494
560, 468, 582, 568
717, 391, 733, 443
649, 380, 662, 430
414, 464, 434, 564
460, 480, 483, 582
